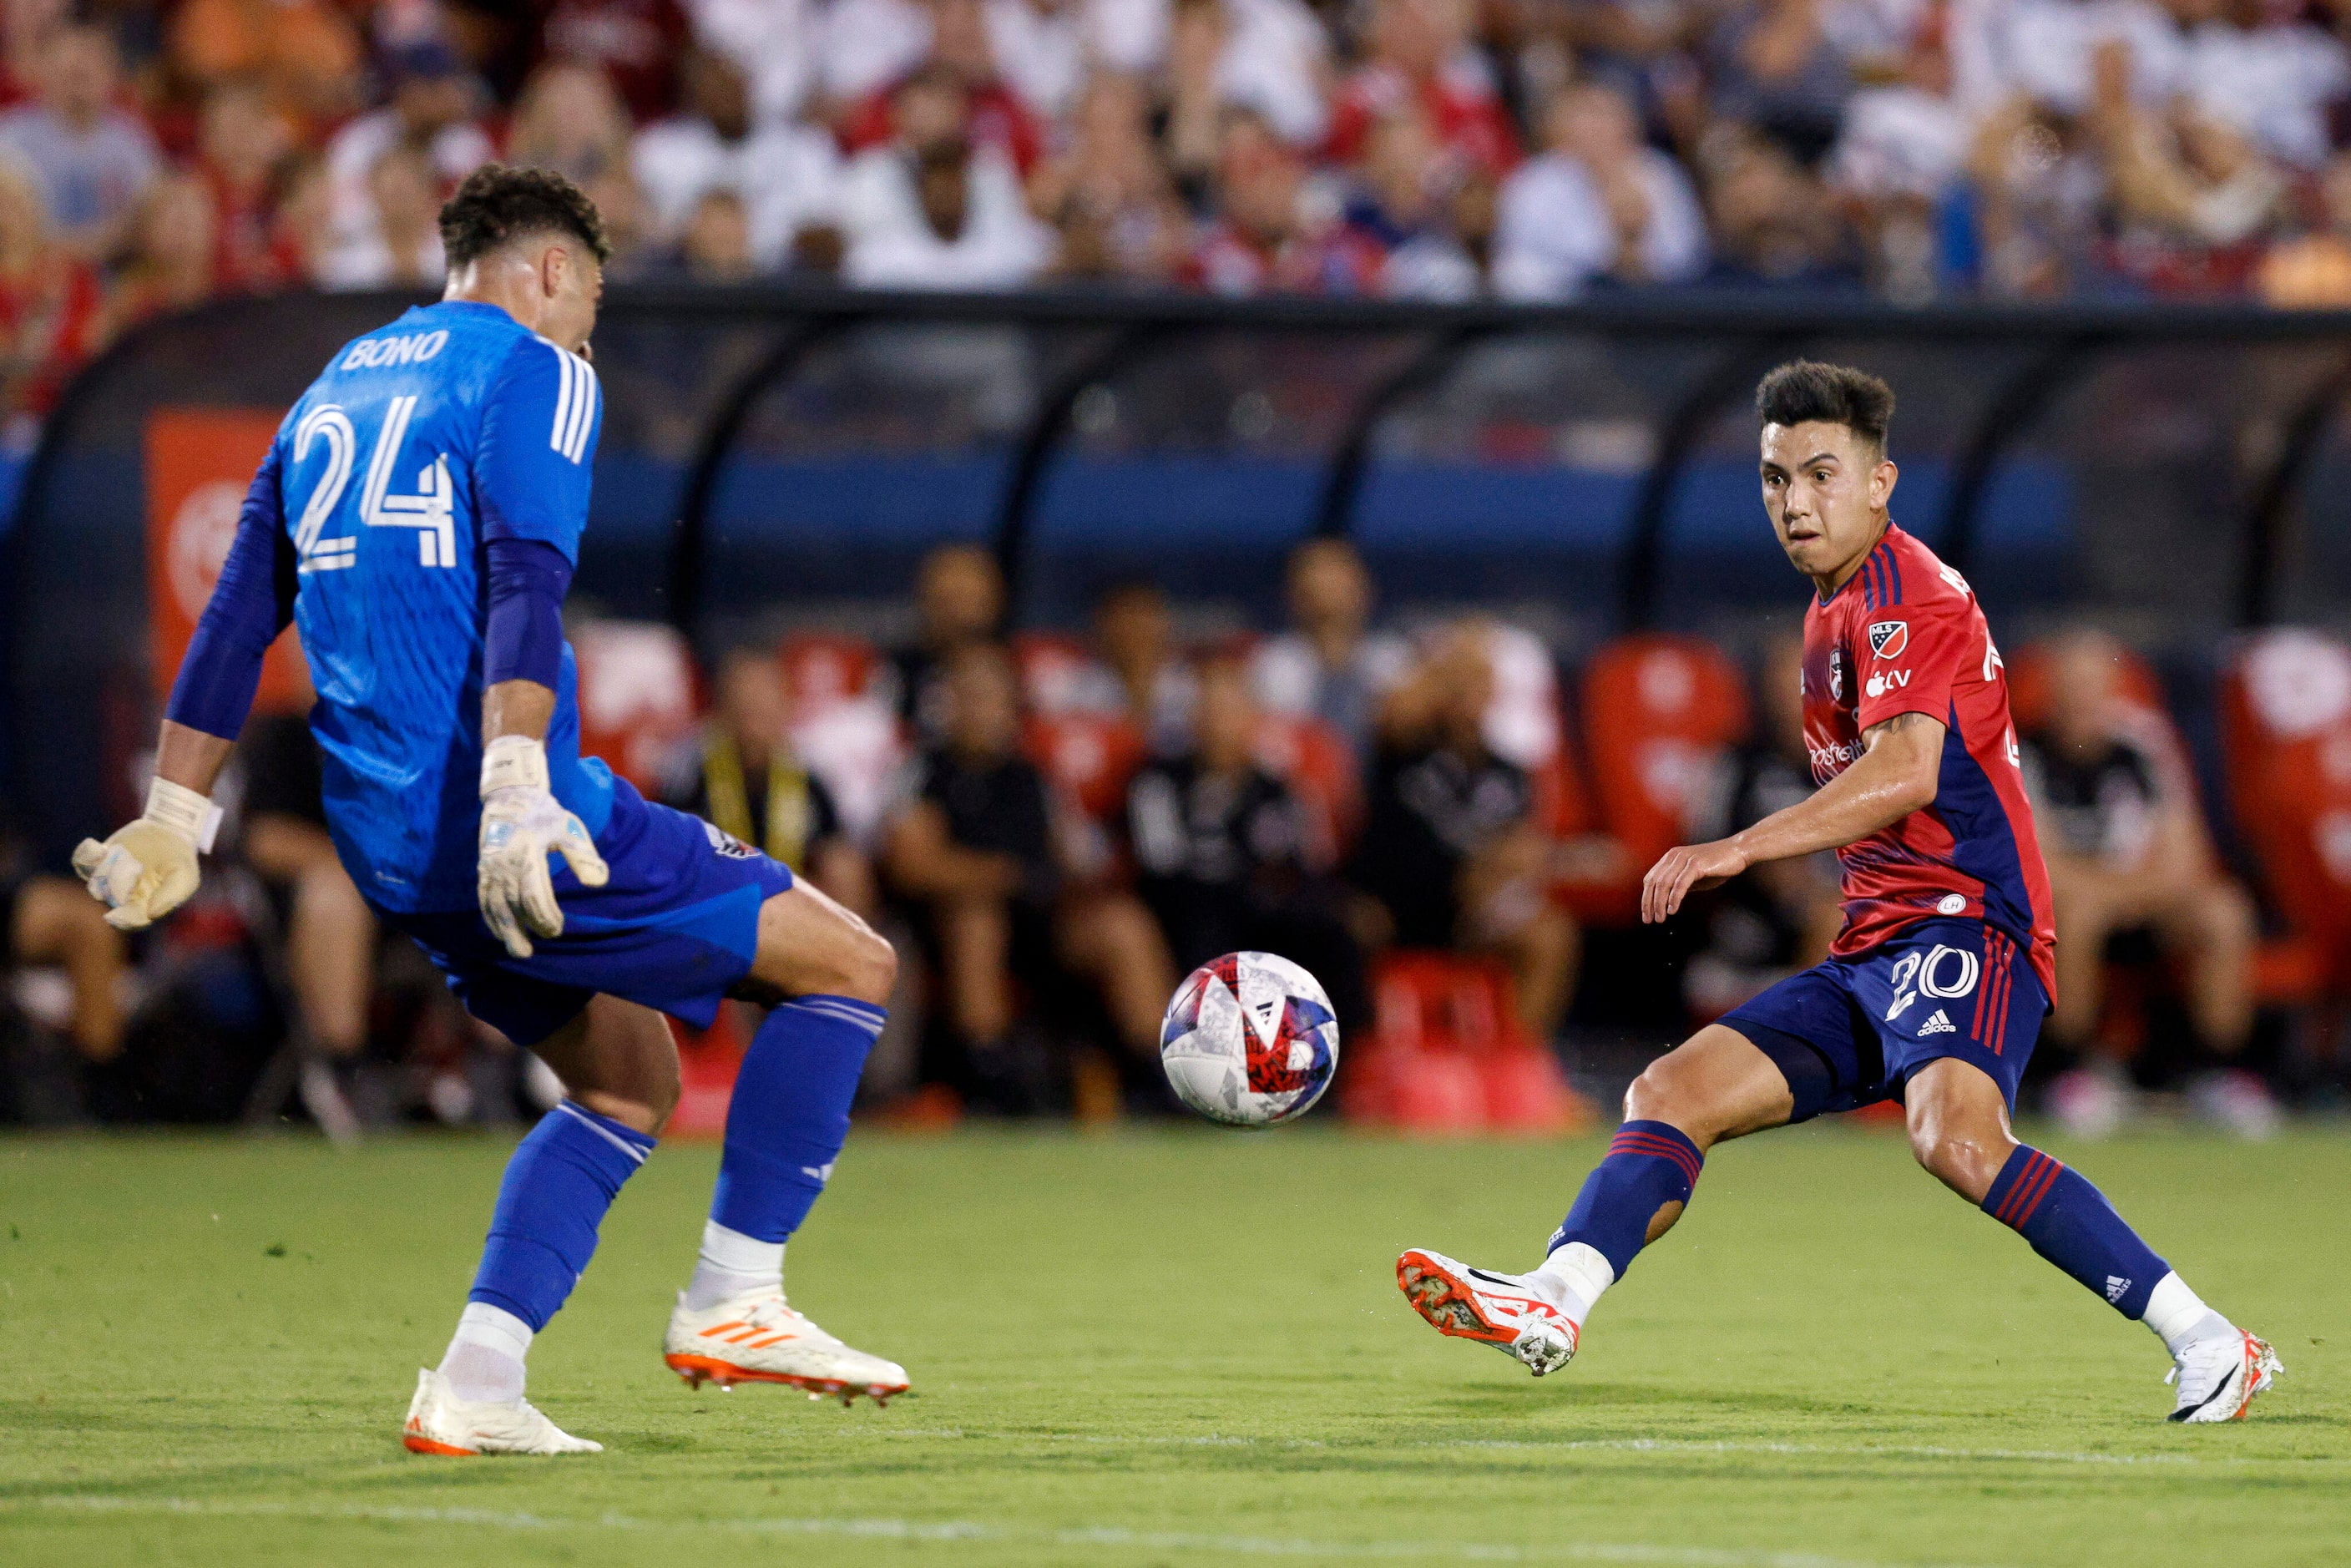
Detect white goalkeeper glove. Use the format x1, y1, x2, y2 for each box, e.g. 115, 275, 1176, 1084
478, 735, 609, 959
73, 776, 221, 931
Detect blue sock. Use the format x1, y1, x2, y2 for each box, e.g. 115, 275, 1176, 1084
710, 995, 885, 1242
469, 1100, 655, 1330
1546, 1120, 1704, 1277
1982, 1146, 2168, 1318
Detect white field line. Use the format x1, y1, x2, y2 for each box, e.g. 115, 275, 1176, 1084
865, 1426, 2283, 1468
5, 1494, 2005, 1568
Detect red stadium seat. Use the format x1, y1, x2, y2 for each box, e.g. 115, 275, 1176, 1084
2219, 630, 2351, 989
1023, 711, 1146, 823
778, 631, 879, 714
2011, 635, 2344, 1011
664, 1007, 751, 1140
1453, 625, 1641, 920
1347, 1046, 1489, 1133
2007, 642, 2169, 733
1012, 631, 1116, 716
1252, 714, 1363, 866
572, 620, 700, 792
2008, 639, 2201, 811
1529, 721, 1598, 839
1340, 952, 1592, 1133
1535, 731, 1645, 925
2007, 639, 2319, 1024
1579, 634, 1751, 873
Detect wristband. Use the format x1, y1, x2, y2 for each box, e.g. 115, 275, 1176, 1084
145, 776, 222, 854
481, 735, 552, 799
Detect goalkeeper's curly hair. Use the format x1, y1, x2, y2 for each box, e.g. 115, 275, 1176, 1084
438, 164, 611, 269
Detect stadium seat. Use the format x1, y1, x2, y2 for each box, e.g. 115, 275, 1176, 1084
1252, 714, 1363, 866
792, 695, 908, 844
2009, 639, 2210, 825
1448, 624, 1639, 922
2007, 642, 2169, 732
776, 631, 903, 841
2007, 639, 2333, 1032
1579, 634, 1751, 873
2218, 630, 2351, 989
665, 1008, 751, 1140
1346, 1044, 1488, 1133
1012, 631, 1120, 716
1341, 952, 1590, 1133
572, 620, 700, 793
778, 631, 880, 714
1023, 711, 1147, 823
1532, 732, 1644, 925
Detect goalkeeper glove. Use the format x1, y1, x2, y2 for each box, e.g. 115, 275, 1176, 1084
73, 776, 220, 931
478, 735, 609, 959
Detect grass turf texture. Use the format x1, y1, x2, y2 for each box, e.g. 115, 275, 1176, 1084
1, 1125, 2344, 1568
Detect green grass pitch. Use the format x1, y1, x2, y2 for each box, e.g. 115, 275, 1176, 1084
2, 1123, 2345, 1567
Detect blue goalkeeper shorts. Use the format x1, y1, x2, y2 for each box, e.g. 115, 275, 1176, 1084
1718, 918, 2045, 1121
372, 779, 793, 1046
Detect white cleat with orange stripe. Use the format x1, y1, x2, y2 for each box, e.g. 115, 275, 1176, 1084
2167, 1329, 2283, 1423
664, 1290, 910, 1405
1396, 1248, 1579, 1376
401, 1368, 603, 1455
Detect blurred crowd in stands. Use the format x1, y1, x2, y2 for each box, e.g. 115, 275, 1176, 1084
8, 535, 2349, 1138
9, 0, 2351, 425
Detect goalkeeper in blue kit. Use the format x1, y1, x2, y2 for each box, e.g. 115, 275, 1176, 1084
76, 167, 908, 1454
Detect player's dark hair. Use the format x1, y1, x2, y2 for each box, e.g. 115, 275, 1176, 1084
1754, 361, 1895, 453
439, 164, 611, 270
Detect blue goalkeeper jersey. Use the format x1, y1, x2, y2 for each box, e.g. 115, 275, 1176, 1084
270, 298, 611, 913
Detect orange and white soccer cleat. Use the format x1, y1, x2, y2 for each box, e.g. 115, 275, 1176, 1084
2166, 1329, 2283, 1423
401, 1368, 602, 1455
664, 1291, 910, 1405
1397, 1248, 1580, 1376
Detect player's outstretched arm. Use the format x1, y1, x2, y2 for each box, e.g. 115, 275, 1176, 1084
1641, 711, 1944, 923
78, 453, 292, 930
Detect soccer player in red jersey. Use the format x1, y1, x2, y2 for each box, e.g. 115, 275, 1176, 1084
1397, 362, 2281, 1422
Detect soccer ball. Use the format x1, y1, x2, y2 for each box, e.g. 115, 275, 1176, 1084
1158, 952, 1339, 1127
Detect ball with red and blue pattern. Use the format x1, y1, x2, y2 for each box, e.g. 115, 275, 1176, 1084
1158, 951, 1339, 1127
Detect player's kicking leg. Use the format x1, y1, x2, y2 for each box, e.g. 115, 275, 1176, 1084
662, 879, 912, 1404
407, 994, 678, 1454
1400, 1017, 2281, 1421
1398, 1024, 1790, 1375
1904, 1058, 2281, 1423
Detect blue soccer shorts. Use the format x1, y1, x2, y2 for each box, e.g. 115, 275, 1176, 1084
374, 778, 794, 1046
1717, 918, 2045, 1120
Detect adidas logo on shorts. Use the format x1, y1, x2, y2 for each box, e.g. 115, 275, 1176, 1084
1919, 1009, 1955, 1036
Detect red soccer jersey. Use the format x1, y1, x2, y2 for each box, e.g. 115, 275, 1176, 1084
1800, 524, 2058, 999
